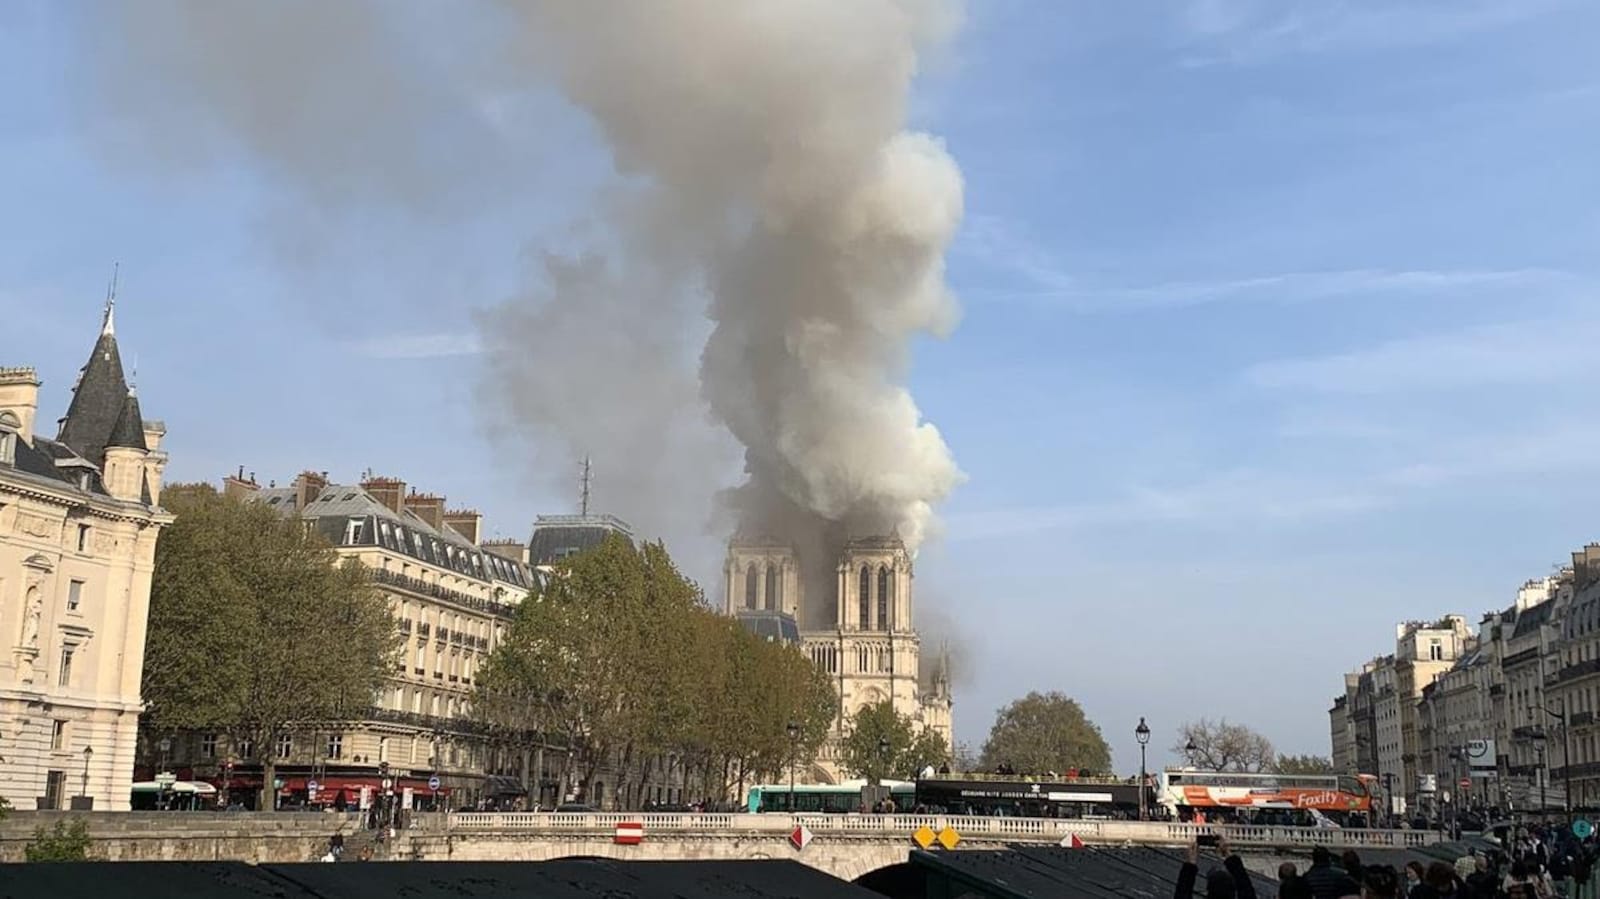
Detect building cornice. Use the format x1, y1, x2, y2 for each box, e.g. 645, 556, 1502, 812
1, 467, 169, 526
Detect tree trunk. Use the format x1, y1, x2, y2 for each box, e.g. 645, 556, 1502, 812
260, 758, 277, 813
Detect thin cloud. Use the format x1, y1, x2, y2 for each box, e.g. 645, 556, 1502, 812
956, 216, 1564, 313
946, 418, 1600, 544
348, 333, 483, 360
1176, 0, 1578, 66
976, 266, 1561, 314
1245, 312, 1600, 394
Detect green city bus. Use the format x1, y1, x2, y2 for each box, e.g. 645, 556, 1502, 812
747, 780, 916, 813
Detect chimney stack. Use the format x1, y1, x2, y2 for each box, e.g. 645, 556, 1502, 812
404, 491, 447, 530
294, 470, 330, 510
361, 476, 406, 514
444, 509, 484, 544
0, 367, 41, 445
223, 466, 260, 500
482, 539, 530, 567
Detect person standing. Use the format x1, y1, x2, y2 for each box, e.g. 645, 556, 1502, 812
1174, 836, 1258, 899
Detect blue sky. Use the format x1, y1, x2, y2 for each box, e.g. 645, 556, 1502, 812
4, 0, 1599, 772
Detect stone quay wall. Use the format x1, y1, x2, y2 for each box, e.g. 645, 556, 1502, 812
0, 811, 362, 863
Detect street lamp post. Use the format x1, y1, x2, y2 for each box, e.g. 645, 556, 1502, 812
1542, 702, 1573, 824
786, 720, 800, 813
157, 737, 172, 810
81, 745, 93, 802
1533, 736, 1548, 822
1134, 718, 1151, 821
1447, 748, 1463, 837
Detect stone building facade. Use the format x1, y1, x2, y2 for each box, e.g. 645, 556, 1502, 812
1335, 617, 1473, 817
724, 533, 953, 784
156, 470, 541, 809
1333, 565, 1600, 819
0, 301, 170, 810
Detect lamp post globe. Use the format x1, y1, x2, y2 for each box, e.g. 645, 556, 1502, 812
1134, 718, 1151, 820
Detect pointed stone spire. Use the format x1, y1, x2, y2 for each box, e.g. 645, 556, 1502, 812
58, 287, 132, 466
107, 389, 148, 452
102, 263, 119, 337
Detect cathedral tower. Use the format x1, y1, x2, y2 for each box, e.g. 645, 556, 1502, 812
723, 531, 952, 784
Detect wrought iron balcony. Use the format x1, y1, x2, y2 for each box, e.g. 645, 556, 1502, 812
369, 567, 515, 620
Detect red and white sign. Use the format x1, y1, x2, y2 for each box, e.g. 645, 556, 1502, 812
614, 822, 644, 846
1059, 834, 1085, 849
790, 824, 813, 851
1459, 778, 1471, 789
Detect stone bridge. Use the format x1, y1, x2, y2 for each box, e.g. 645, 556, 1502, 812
397, 812, 1439, 882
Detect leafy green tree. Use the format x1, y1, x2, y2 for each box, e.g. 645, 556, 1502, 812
979, 691, 1111, 775
840, 700, 919, 784
907, 727, 951, 774
25, 818, 92, 862
1275, 753, 1335, 775
474, 534, 835, 807
143, 484, 400, 811
1173, 719, 1275, 773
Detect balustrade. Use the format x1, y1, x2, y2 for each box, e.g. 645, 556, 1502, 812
443, 811, 1433, 849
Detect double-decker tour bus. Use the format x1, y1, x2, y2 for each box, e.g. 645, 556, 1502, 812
913, 774, 1152, 819
1155, 770, 1376, 824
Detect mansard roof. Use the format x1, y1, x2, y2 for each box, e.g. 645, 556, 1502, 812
253, 482, 534, 590
56, 305, 131, 467
529, 513, 635, 566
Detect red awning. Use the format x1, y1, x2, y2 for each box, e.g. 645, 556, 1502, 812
277, 775, 452, 797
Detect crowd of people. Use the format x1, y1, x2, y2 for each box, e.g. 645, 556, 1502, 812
1179, 823, 1600, 899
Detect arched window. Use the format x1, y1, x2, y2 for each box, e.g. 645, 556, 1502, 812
765, 564, 779, 611
878, 566, 892, 631
745, 563, 758, 609
858, 565, 871, 630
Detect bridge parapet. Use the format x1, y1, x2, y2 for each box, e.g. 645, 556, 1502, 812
443, 812, 1437, 850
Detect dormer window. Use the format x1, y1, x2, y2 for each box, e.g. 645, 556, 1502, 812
0, 410, 19, 465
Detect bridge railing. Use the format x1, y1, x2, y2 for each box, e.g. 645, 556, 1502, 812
443, 812, 1437, 849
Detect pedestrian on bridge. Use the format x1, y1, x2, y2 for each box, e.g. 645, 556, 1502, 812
1174, 836, 1256, 899
1304, 846, 1360, 899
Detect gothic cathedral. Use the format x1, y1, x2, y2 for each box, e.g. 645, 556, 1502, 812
724, 533, 953, 784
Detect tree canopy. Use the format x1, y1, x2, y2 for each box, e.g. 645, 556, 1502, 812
978, 691, 1111, 775
839, 700, 949, 784
1275, 754, 1335, 775
143, 484, 400, 809
474, 534, 836, 806
1174, 719, 1276, 772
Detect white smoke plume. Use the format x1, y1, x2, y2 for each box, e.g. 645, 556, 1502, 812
501, 1, 968, 583
70, 0, 967, 576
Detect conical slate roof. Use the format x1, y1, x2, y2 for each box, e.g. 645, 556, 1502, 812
107, 389, 148, 452
56, 303, 131, 466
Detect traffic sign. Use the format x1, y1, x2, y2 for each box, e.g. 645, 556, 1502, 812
1459, 778, 1470, 789
381, 777, 393, 791
789, 824, 813, 851
614, 822, 644, 845
428, 775, 441, 791
912, 825, 937, 849
307, 779, 320, 795
1060, 833, 1086, 849
937, 827, 962, 850
155, 772, 177, 788
1576, 820, 1595, 839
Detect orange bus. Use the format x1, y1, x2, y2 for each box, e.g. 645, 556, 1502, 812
1156, 771, 1375, 822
